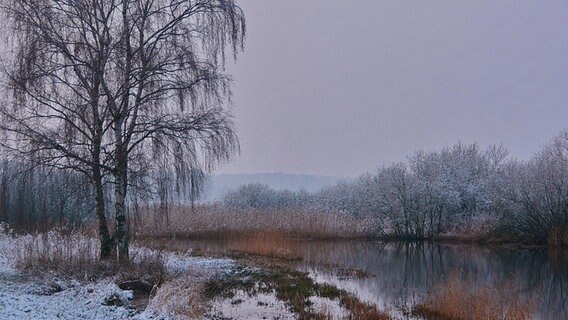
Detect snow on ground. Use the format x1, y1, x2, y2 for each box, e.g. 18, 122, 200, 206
0, 277, 134, 320
0, 225, 237, 320
161, 250, 235, 277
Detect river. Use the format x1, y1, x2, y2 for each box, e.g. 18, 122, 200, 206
172, 239, 567, 319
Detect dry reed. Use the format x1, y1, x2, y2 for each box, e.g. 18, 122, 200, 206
0, 225, 166, 282
132, 204, 376, 240
11, 229, 101, 276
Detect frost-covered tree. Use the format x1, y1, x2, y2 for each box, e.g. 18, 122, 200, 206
218, 133, 568, 245
223, 183, 276, 209
408, 143, 508, 235
505, 131, 568, 245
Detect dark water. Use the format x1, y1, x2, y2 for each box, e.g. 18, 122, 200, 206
175, 239, 568, 319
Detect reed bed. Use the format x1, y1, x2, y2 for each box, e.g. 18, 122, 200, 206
132, 204, 376, 240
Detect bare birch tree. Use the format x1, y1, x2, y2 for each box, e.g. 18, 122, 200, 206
0, 0, 245, 263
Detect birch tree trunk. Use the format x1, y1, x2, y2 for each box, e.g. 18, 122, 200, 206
114, 167, 129, 263
93, 165, 112, 259
114, 122, 129, 263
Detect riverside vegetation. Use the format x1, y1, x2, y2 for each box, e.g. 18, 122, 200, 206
0, 1, 559, 319
4, 131, 568, 318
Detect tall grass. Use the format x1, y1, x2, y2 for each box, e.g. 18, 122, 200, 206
133, 204, 376, 239
0, 223, 100, 276
413, 273, 536, 320
0, 223, 166, 281
15, 231, 100, 275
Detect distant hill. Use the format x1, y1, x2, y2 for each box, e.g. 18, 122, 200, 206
202, 173, 338, 201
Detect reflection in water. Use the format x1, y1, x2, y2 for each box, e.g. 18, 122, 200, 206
175, 239, 568, 319
299, 241, 567, 319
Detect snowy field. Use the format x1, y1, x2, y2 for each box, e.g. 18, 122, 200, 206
0, 225, 237, 319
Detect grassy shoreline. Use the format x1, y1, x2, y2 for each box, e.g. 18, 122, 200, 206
0, 227, 395, 319
1, 225, 548, 319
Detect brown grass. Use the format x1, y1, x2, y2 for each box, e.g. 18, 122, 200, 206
132, 204, 376, 240
203, 261, 390, 320
413, 274, 536, 320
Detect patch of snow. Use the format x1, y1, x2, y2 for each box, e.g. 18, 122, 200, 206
130, 246, 235, 278
165, 252, 234, 277
0, 278, 135, 320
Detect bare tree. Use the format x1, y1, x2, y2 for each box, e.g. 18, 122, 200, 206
0, 0, 245, 263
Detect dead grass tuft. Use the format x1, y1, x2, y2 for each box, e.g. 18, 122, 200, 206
13, 229, 101, 277
146, 275, 207, 318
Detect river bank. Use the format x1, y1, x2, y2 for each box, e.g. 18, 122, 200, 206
140, 233, 562, 319
2, 222, 561, 319
0, 226, 391, 319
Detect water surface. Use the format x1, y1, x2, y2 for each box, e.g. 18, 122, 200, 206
176, 239, 567, 319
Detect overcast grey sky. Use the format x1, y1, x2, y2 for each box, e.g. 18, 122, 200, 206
218, 0, 568, 177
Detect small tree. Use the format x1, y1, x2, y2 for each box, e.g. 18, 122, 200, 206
0, 0, 245, 263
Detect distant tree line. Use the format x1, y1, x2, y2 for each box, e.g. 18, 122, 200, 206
0, 160, 205, 233
223, 130, 568, 246
0, 161, 92, 232
4, 129, 568, 247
